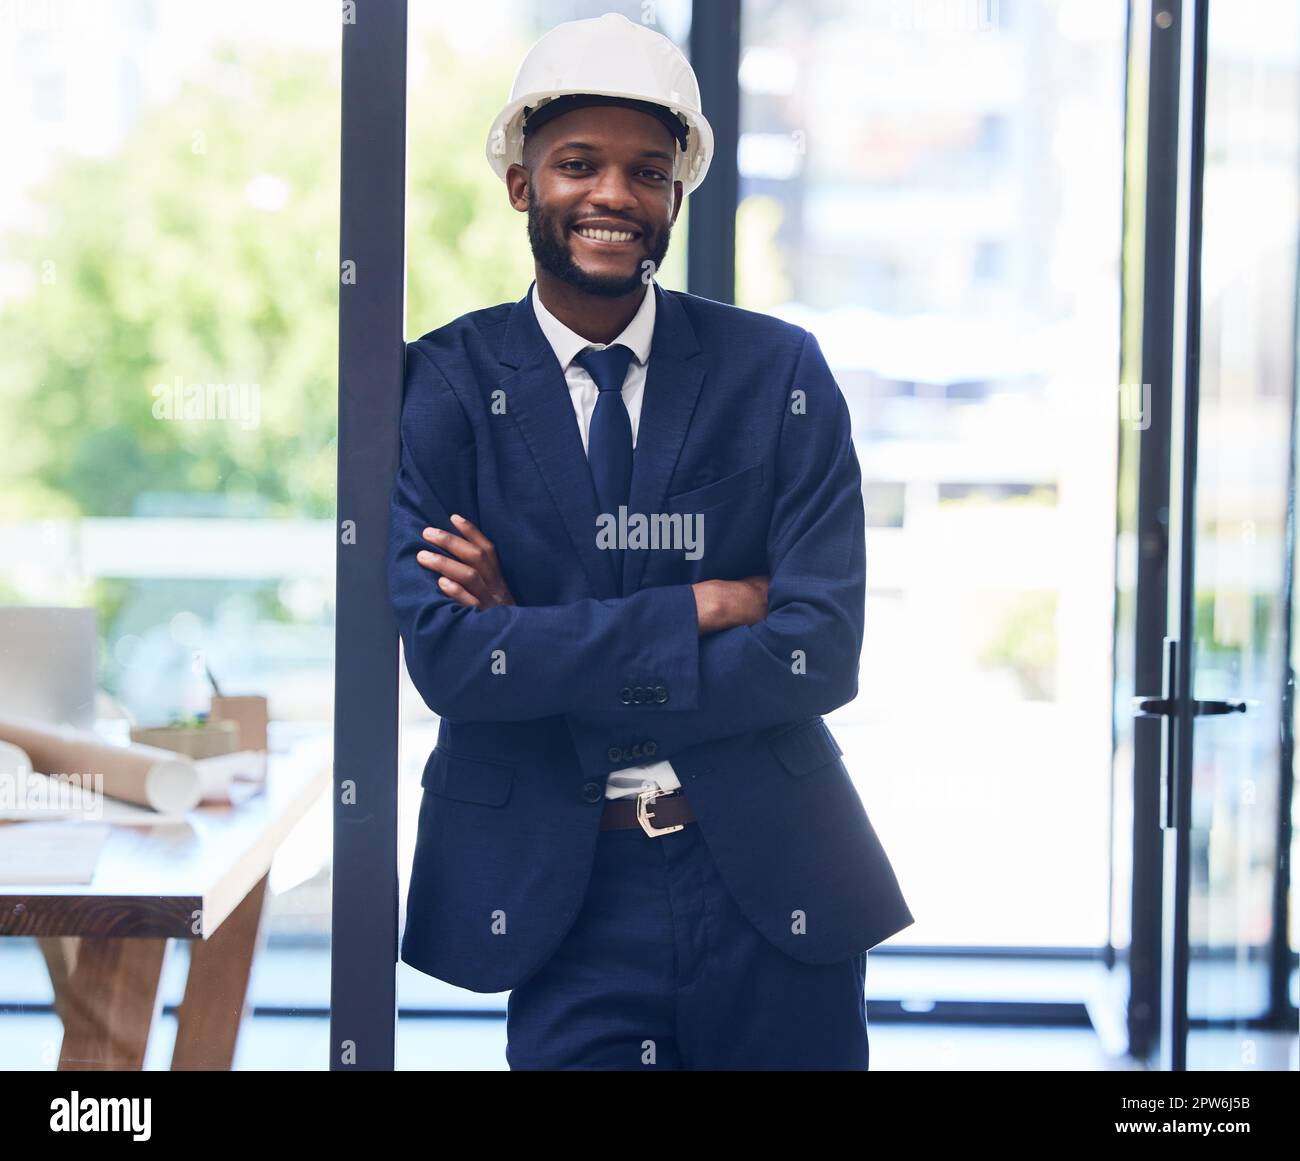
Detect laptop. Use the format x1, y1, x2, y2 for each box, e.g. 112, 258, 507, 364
0, 606, 98, 729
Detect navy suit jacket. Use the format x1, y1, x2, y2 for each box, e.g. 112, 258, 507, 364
387, 279, 914, 993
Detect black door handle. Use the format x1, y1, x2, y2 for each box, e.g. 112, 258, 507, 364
1128, 639, 1249, 831
1131, 696, 1247, 717
1190, 698, 1247, 716
1132, 696, 1175, 717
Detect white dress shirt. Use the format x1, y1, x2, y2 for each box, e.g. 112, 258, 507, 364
531, 279, 684, 802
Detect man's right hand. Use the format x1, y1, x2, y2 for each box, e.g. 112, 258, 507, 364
692, 575, 770, 635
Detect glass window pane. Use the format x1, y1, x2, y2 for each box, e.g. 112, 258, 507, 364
1185, 0, 1299, 1068
0, 0, 339, 1069
739, 0, 1128, 948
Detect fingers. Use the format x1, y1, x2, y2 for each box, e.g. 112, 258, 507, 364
421, 525, 484, 568
450, 514, 500, 562
417, 544, 484, 592
419, 520, 506, 603
433, 575, 481, 608
413, 543, 482, 607
449, 513, 487, 545
418, 548, 495, 613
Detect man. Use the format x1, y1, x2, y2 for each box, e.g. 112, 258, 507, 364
387, 12, 913, 1070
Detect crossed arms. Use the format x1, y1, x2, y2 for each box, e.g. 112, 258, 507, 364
416, 512, 769, 633
386, 330, 866, 768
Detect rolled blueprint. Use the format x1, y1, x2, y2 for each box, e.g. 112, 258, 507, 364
0, 714, 201, 814
0, 739, 32, 780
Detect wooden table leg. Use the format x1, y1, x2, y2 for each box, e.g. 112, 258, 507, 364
170, 872, 270, 1071
37, 935, 168, 1070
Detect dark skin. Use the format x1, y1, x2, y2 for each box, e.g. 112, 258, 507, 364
416, 105, 768, 635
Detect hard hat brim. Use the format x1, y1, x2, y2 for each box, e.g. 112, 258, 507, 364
486, 87, 713, 196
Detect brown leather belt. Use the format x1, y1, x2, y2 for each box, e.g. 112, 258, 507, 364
600, 787, 696, 837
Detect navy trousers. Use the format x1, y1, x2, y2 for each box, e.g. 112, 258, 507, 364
505, 816, 870, 1070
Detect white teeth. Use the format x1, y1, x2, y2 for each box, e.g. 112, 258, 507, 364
576, 227, 636, 242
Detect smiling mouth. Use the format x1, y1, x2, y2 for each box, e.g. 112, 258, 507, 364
571, 224, 642, 247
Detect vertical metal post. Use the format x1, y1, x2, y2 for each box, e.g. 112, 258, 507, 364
1161, 0, 1208, 1074
688, 0, 740, 304
1126, 0, 1182, 1063
332, 0, 407, 1071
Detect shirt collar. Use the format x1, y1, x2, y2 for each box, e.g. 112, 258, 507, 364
531, 278, 656, 372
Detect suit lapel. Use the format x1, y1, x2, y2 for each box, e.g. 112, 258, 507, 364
623, 282, 705, 595
497, 280, 705, 600
499, 283, 617, 596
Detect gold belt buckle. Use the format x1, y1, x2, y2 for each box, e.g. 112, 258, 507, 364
636, 786, 684, 838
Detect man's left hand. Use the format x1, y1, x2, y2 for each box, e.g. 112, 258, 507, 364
416, 514, 516, 608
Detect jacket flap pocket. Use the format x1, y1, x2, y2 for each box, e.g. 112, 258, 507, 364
767, 719, 843, 777
667, 461, 765, 512
420, 748, 515, 806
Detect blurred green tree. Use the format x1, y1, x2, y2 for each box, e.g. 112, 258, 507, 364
0, 27, 623, 521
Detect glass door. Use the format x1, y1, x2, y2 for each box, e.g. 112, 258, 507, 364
1147, 0, 1299, 1071
1178, 0, 1298, 1071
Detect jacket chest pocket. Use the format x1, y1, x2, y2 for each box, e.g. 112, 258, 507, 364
666, 461, 765, 513
420, 748, 515, 806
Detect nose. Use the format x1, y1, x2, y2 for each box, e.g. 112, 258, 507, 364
586, 167, 638, 211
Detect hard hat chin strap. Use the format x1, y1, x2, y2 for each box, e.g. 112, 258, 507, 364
521, 93, 690, 155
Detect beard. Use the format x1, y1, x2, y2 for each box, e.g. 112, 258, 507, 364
526, 180, 672, 297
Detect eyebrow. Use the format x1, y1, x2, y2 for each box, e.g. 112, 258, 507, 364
552, 141, 675, 164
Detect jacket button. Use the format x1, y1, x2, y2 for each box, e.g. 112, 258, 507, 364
607, 746, 623, 762
654, 686, 668, 703
582, 782, 603, 803
644, 740, 657, 756
619, 687, 633, 704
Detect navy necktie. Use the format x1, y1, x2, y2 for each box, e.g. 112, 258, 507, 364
575, 343, 634, 590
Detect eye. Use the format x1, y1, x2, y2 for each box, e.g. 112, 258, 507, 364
640, 170, 669, 182
558, 160, 591, 172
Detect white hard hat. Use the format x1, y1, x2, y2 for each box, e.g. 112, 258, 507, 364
486, 12, 713, 196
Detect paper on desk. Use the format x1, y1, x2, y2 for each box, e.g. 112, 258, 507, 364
0, 820, 110, 884
194, 749, 267, 805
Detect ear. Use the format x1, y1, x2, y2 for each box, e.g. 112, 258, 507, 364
506, 163, 530, 212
